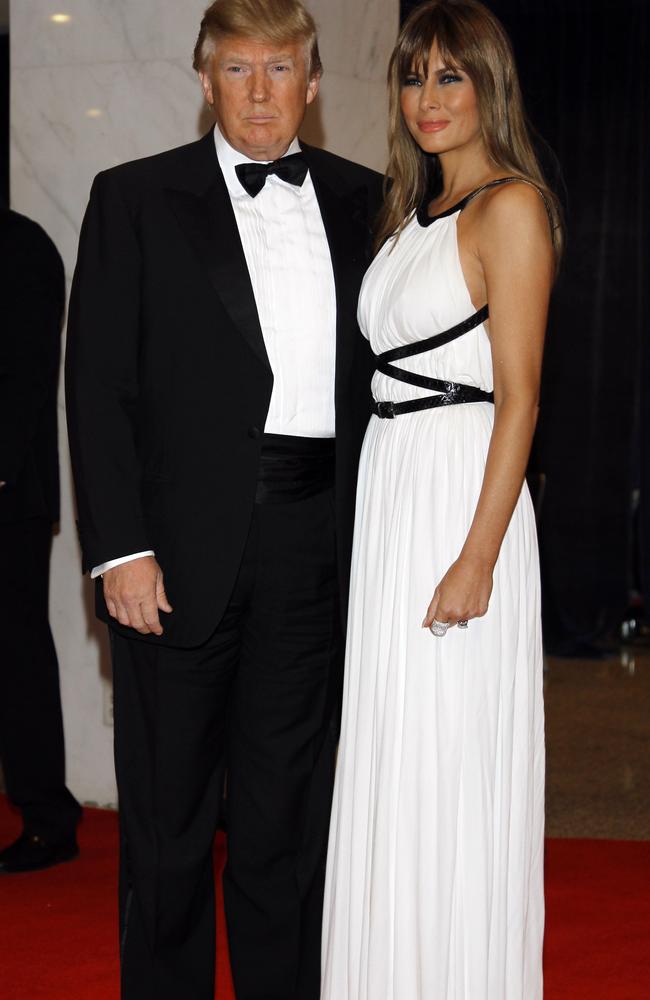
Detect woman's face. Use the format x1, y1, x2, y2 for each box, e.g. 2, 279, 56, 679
400, 42, 481, 157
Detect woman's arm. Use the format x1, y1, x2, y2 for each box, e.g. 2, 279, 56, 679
423, 182, 554, 629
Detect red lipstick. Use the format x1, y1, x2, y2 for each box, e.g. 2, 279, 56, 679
418, 120, 450, 133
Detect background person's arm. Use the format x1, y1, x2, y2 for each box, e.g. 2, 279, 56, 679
0, 214, 64, 490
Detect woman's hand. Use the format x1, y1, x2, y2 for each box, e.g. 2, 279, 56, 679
422, 555, 494, 630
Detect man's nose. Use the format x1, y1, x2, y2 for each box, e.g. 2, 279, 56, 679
249, 68, 271, 103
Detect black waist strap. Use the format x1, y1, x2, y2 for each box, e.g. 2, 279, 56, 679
373, 306, 493, 419
372, 383, 493, 419
379, 305, 489, 363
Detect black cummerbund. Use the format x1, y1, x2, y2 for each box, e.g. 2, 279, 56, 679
255, 433, 336, 505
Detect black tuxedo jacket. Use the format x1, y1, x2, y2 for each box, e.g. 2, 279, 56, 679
66, 129, 383, 648
0, 209, 65, 525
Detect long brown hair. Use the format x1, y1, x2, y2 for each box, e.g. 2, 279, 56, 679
376, 0, 563, 260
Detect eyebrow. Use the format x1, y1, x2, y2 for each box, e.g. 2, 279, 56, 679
221, 53, 295, 64
406, 65, 462, 79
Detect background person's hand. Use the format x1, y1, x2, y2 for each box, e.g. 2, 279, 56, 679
422, 555, 493, 630
102, 556, 172, 636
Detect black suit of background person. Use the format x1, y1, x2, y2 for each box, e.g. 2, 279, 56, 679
0, 208, 81, 874
65, 2, 383, 998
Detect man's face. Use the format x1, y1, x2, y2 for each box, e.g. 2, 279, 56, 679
199, 35, 320, 161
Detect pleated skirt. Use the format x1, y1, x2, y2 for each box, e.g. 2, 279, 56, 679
321, 404, 545, 1000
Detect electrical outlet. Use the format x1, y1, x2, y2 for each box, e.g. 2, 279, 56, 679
102, 680, 114, 727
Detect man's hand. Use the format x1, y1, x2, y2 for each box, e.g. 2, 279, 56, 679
102, 555, 173, 636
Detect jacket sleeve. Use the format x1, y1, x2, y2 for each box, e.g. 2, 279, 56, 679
0, 222, 64, 486
65, 169, 151, 573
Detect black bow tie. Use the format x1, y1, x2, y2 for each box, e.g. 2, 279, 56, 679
235, 152, 309, 198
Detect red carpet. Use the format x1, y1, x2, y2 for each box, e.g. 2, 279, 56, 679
0, 796, 648, 998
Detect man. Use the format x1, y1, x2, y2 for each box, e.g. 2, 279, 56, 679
0, 207, 82, 873
66, 1, 383, 997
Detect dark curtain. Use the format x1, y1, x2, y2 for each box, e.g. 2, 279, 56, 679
401, 0, 650, 652
0, 32, 7, 207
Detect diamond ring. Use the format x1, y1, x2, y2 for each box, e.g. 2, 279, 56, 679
458, 620, 469, 629
429, 619, 449, 637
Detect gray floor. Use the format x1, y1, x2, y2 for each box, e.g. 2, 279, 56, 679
545, 647, 650, 839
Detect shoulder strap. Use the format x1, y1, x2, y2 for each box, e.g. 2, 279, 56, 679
462, 176, 520, 208
462, 176, 555, 230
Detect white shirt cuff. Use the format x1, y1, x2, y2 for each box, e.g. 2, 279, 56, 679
91, 551, 155, 579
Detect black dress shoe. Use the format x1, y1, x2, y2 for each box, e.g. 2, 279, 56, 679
0, 832, 79, 874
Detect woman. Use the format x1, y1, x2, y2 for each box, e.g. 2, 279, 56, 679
321, 2, 561, 998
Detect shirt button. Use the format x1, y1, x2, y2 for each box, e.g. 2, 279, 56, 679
248, 425, 262, 440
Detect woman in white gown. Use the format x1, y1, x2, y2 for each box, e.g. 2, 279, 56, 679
321, 2, 562, 998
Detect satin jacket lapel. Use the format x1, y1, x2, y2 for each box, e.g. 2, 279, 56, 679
304, 151, 370, 396
164, 142, 270, 371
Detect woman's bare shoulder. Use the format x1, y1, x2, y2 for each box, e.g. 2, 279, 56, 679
479, 179, 550, 233
464, 180, 553, 271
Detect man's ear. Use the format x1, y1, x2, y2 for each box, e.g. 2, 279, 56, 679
306, 72, 321, 107
199, 70, 214, 107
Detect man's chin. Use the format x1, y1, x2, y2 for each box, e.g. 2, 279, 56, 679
240, 125, 292, 160
244, 122, 280, 141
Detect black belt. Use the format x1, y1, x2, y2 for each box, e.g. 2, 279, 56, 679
255, 433, 335, 504
372, 382, 494, 418
372, 306, 494, 418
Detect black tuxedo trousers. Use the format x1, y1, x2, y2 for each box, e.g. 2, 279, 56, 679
112, 480, 342, 1000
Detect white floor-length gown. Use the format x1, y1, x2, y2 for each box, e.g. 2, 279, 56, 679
321, 183, 545, 1000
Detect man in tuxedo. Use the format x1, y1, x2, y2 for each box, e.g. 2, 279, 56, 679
0, 208, 81, 873
66, 1, 382, 997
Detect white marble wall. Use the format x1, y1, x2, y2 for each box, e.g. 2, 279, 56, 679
9, 0, 398, 806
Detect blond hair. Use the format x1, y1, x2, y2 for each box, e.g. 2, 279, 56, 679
193, 0, 322, 77
376, 0, 563, 261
